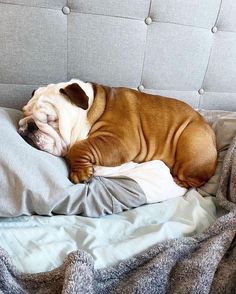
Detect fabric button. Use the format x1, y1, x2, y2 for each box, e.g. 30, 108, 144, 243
138, 85, 144, 92
145, 17, 152, 25
62, 6, 71, 15
211, 26, 218, 33
198, 88, 205, 95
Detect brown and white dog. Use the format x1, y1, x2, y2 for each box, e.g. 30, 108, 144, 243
19, 79, 217, 188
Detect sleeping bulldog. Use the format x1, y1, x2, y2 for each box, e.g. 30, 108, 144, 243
18, 79, 217, 188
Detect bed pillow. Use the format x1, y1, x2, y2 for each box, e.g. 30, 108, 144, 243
197, 110, 236, 197
0, 107, 186, 217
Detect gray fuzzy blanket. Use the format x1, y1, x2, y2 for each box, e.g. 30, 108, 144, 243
1, 137, 236, 294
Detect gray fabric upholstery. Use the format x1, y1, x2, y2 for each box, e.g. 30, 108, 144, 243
0, 0, 236, 110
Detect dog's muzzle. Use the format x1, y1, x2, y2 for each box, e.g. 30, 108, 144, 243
18, 121, 40, 149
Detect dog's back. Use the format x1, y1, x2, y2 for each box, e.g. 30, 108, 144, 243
89, 85, 217, 188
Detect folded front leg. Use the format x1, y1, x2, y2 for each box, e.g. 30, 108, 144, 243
67, 135, 133, 183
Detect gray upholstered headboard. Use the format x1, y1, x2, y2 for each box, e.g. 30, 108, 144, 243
0, 0, 236, 111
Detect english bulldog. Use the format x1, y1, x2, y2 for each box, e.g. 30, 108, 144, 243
18, 79, 217, 188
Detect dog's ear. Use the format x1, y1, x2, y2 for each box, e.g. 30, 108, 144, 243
59, 83, 89, 110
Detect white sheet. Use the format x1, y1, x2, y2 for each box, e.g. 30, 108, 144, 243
0, 189, 219, 274
94, 160, 187, 203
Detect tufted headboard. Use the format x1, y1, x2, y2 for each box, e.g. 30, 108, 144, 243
0, 0, 236, 111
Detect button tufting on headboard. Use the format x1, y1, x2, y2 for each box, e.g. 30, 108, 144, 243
211, 26, 218, 33
198, 88, 205, 95
62, 6, 71, 15
145, 17, 152, 25
138, 85, 145, 92
0, 0, 235, 111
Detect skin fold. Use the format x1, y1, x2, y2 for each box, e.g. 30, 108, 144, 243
67, 84, 217, 188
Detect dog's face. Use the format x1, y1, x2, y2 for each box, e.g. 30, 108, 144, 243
18, 80, 93, 156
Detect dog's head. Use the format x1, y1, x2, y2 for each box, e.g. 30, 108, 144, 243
18, 80, 94, 156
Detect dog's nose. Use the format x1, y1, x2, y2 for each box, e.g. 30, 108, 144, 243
27, 121, 38, 133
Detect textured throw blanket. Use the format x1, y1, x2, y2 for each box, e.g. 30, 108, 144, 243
1, 137, 236, 294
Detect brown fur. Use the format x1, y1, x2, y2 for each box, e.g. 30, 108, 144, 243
60, 83, 89, 110
67, 84, 217, 188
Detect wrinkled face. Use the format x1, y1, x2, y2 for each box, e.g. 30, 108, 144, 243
18, 81, 92, 156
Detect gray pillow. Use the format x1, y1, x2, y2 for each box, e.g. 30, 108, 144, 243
197, 110, 236, 197
0, 107, 146, 217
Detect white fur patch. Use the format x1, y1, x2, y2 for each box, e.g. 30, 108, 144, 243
19, 79, 94, 156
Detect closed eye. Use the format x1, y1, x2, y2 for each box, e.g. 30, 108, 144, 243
47, 115, 58, 128
47, 114, 57, 122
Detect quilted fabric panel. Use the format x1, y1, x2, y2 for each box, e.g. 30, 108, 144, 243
200, 92, 236, 111
68, 0, 150, 19
1, 0, 66, 9
0, 0, 235, 110
68, 13, 146, 87
0, 4, 67, 85
0, 84, 40, 109
217, 0, 236, 31
142, 23, 213, 90
203, 31, 236, 93
150, 0, 221, 28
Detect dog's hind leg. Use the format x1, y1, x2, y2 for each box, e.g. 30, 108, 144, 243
171, 121, 217, 188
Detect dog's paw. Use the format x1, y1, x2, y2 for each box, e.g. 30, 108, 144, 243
70, 166, 94, 184
173, 176, 189, 188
